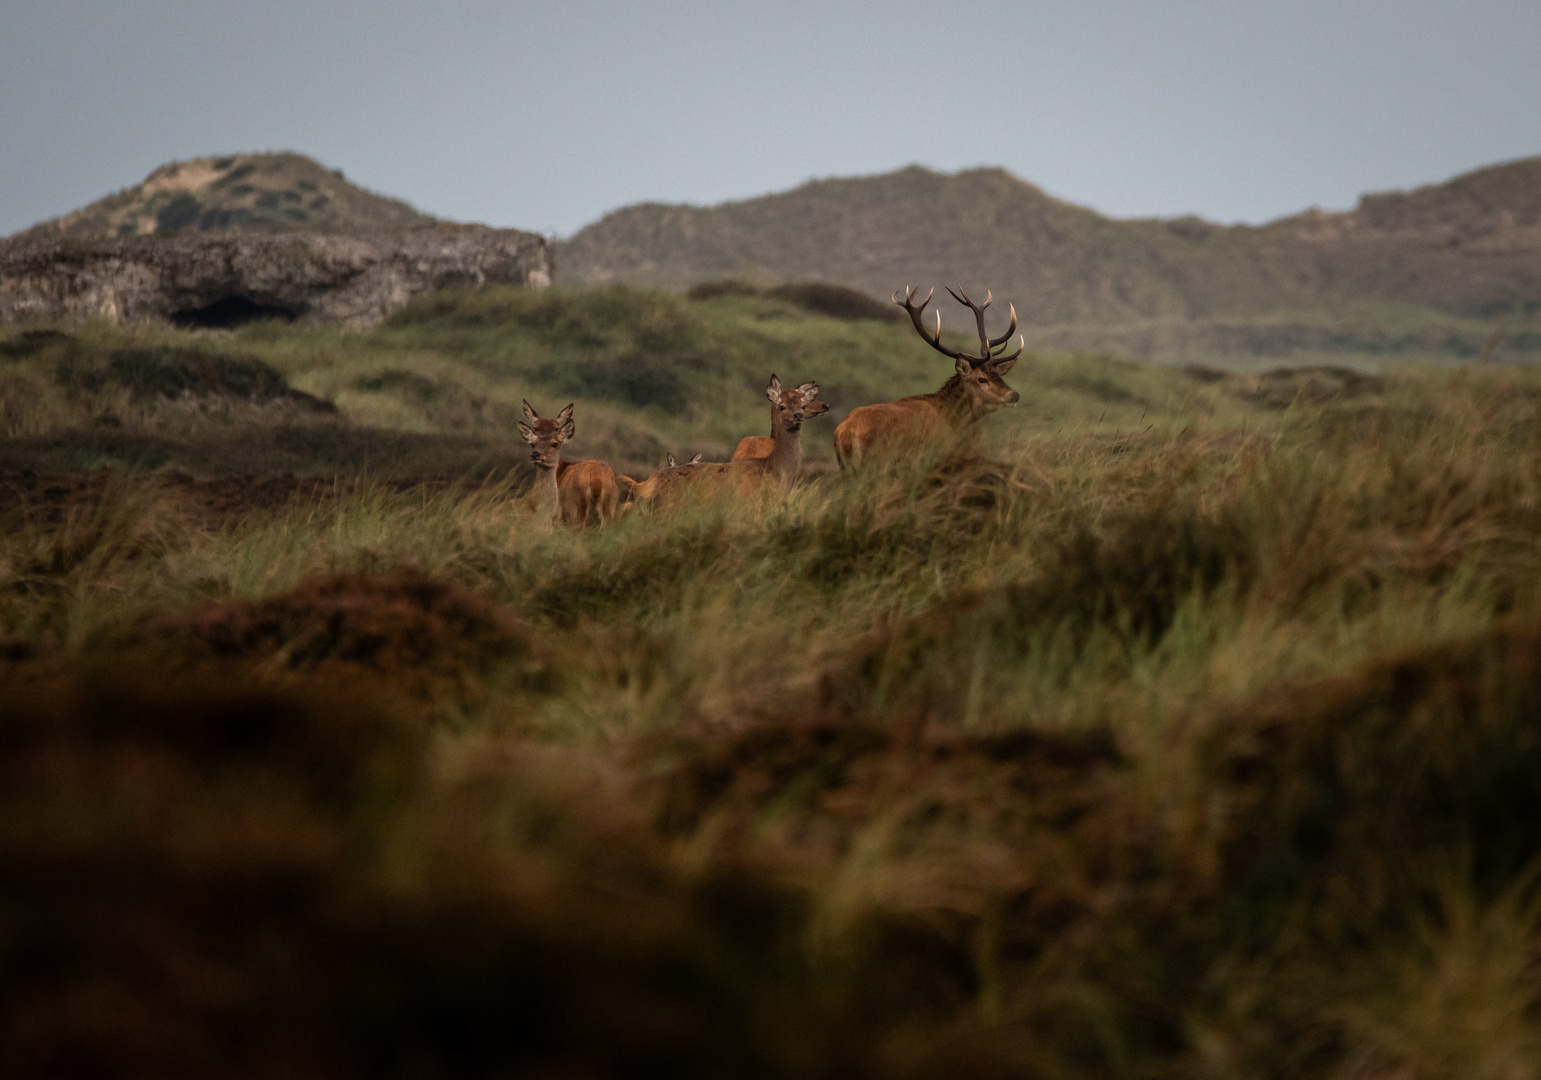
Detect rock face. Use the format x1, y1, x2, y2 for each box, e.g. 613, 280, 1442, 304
0, 225, 554, 330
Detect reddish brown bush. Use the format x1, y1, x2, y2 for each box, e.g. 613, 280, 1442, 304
147, 569, 547, 706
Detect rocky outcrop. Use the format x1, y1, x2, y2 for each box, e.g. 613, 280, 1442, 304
0, 225, 553, 330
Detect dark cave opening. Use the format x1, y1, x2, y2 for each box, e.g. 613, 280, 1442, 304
171, 296, 302, 329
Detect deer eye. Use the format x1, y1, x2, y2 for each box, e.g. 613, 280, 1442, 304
977, 376, 988, 384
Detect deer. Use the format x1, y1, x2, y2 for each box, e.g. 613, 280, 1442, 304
732, 380, 828, 461
616, 453, 701, 504
517, 400, 620, 526
832, 286, 1024, 468
623, 375, 827, 507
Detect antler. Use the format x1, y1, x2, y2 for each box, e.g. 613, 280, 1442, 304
893, 286, 964, 361
893, 285, 1024, 366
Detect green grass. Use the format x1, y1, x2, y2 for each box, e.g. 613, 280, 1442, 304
0, 282, 1265, 475
5, 285, 1541, 1077
1020, 299, 1541, 370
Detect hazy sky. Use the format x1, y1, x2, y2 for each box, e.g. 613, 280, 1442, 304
2, 1, 1538, 238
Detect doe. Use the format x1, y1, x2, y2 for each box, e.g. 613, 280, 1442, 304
517, 400, 620, 526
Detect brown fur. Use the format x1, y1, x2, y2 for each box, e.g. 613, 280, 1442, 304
731, 435, 774, 461
617, 453, 702, 504
518, 401, 620, 527
631, 376, 828, 507
616, 470, 670, 503
622, 458, 762, 508
834, 368, 1020, 468
733, 381, 829, 461
834, 287, 1024, 469
555, 459, 621, 526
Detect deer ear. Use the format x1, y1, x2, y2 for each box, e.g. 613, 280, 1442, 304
521, 399, 539, 423
990, 356, 1018, 376
556, 403, 575, 439
667, 453, 677, 467
766, 374, 782, 403
689, 452, 702, 464
517, 421, 536, 444
794, 381, 818, 399
955, 355, 973, 379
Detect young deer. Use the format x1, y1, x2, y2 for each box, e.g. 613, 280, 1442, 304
832, 287, 1024, 468
732, 380, 828, 461
625, 375, 827, 506
616, 453, 701, 503
517, 400, 620, 526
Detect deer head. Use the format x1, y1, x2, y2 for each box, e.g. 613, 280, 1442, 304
766, 374, 828, 432
517, 400, 574, 469
893, 286, 1024, 416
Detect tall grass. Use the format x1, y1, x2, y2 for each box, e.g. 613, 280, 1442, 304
5, 292, 1541, 1076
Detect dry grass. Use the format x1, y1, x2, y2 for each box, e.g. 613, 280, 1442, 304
4, 297, 1541, 1076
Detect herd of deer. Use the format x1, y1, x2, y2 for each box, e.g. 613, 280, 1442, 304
517, 286, 1025, 526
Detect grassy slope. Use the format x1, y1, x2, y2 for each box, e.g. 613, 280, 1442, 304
1, 284, 1234, 478
5, 287, 1541, 1076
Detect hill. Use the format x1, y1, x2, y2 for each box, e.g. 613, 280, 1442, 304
11, 151, 435, 240
559, 158, 1541, 329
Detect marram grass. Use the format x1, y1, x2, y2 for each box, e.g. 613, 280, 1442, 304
4, 292, 1541, 1077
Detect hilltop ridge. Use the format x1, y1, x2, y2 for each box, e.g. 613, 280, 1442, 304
14, 151, 1541, 362
559, 158, 1541, 326
11, 152, 435, 240
1324, 156, 1541, 247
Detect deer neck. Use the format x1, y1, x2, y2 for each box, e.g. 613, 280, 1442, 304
765, 419, 802, 490
929, 374, 982, 422
533, 459, 564, 515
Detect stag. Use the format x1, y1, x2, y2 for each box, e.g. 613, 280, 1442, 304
832, 287, 1023, 468
517, 400, 620, 526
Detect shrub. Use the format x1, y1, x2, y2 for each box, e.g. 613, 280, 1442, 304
0, 329, 75, 362
535, 350, 724, 414
0, 666, 854, 1079
767, 282, 904, 323
56, 345, 335, 413
688, 279, 903, 322
686, 279, 761, 301
354, 368, 443, 402
388, 284, 700, 354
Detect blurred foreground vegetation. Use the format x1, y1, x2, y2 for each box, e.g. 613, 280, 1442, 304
4, 285, 1541, 1078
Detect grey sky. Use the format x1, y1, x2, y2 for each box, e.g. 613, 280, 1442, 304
3, 1, 1538, 238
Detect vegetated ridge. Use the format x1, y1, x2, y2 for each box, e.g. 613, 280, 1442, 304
560, 158, 1541, 327
11, 152, 435, 241
16, 151, 1541, 364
